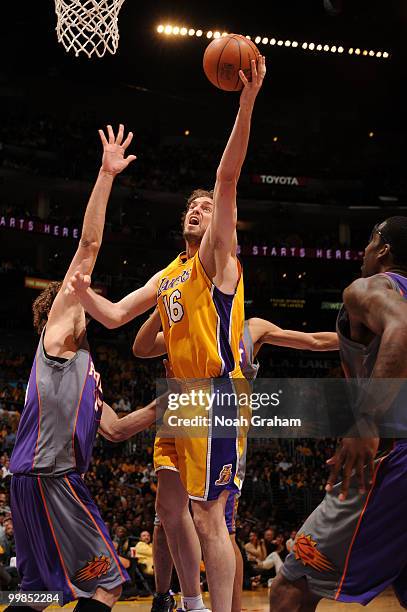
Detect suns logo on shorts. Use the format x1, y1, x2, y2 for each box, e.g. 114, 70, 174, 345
73, 554, 111, 582
293, 533, 334, 573
215, 463, 233, 486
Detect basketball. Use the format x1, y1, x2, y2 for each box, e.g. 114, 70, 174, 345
203, 34, 260, 92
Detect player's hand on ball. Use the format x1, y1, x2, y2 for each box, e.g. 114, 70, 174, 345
239, 55, 266, 107
99, 124, 137, 176
65, 270, 91, 297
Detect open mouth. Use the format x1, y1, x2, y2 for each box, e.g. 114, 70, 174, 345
189, 215, 200, 226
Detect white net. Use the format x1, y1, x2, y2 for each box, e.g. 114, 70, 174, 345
54, 0, 125, 59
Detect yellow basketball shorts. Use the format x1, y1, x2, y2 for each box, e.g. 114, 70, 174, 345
154, 377, 250, 501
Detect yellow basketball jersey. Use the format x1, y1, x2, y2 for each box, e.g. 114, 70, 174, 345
157, 251, 245, 379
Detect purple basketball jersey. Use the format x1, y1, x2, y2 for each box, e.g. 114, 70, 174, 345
10, 330, 103, 476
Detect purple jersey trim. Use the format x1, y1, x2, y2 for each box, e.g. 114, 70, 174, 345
211, 286, 235, 376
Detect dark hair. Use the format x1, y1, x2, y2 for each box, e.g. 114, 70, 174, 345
32, 281, 63, 335
180, 188, 214, 230
378, 216, 407, 267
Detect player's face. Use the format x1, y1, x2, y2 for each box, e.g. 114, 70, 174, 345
183, 197, 214, 243
361, 223, 388, 277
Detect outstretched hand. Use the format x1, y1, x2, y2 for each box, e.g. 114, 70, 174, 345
65, 270, 91, 297
325, 429, 379, 501
239, 55, 266, 108
99, 124, 137, 176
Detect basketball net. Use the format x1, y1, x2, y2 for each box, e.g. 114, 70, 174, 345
54, 0, 125, 58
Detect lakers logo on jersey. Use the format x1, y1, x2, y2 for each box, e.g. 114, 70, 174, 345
215, 463, 233, 486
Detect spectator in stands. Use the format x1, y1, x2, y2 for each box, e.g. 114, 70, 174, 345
134, 530, 154, 591
0, 492, 10, 516
135, 531, 153, 573
277, 455, 293, 472
244, 531, 267, 563
3, 427, 16, 452
274, 533, 289, 562
11, 383, 24, 405
112, 396, 131, 413
253, 548, 283, 582
1, 519, 15, 566
286, 530, 297, 554
1, 460, 11, 480
263, 528, 277, 555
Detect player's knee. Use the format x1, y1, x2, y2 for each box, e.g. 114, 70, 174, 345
156, 498, 177, 527
192, 509, 224, 540
93, 584, 122, 607
109, 585, 123, 604
269, 574, 303, 612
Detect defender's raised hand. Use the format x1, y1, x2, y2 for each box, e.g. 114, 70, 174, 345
65, 270, 91, 297
239, 55, 266, 108
99, 124, 137, 176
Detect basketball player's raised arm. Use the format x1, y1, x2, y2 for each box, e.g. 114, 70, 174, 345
201, 57, 266, 279
133, 308, 167, 358
46, 125, 136, 348
67, 270, 162, 329
248, 318, 339, 352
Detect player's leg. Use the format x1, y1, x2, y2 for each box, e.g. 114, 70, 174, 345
47, 474, 128, 603
156, 469, 202, 602
274, 445, 407, 609
224, 492, 243, 612
91, 586, 122, 608
191, 491, 236, 612
151, 516, 177, 612
269, 574, 320, 612
10, 474, 128, 609
230, 535, 243, 612
393, 563, 407, 609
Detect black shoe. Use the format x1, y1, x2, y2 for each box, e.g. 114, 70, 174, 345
120, 585, 139, 600
151, 591, 177, 612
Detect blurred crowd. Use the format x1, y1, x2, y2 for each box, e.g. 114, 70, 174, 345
1, 111, 404, 198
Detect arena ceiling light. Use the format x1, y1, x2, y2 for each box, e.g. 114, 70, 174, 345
155, 25, 391, 59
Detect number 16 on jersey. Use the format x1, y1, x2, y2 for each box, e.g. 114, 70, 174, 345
163, 290, 184, 326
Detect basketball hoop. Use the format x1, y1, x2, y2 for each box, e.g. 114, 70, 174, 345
54, 0, 125, 58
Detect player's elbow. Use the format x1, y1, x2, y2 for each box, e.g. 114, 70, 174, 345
105, 305, 127, 329
311, 337, 322, 350
216, 168, 239, 184
132, 343, 151, 358
108, 426, 125, 443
